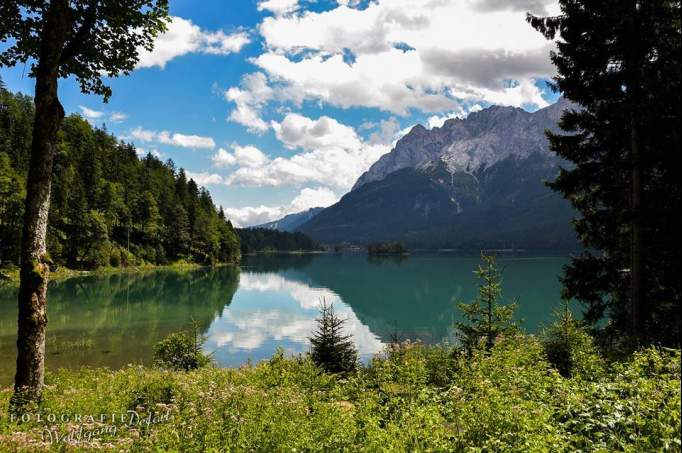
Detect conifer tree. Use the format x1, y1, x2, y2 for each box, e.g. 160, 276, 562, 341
456, 253, 518, 351
528, 0, 680, 345
310, 300, 358, 373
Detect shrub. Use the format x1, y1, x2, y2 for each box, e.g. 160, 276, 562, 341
542, 300, 603, 378
109, 246, 121, 267
153, 322, 211, 371
310, 300, 358, 373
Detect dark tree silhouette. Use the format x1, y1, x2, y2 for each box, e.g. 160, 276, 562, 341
528, 0, 681, 346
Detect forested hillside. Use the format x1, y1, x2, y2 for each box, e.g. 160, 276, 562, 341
0, 85, 240, 269
237, 228, 320, 254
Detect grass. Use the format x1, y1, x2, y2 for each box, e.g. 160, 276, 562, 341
0, 335, 679, 452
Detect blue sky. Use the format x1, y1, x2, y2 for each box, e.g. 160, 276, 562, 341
0, 0, 561, 226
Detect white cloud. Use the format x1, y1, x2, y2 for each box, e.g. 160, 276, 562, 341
186, 171, 225, 186
289, 187, 338, 213
224, 0, 555, 124
233, 144, 270, 168
79, 106, 104, 119
367, 117, 402, 145
272, 113, 361, 151
137, 16, 250, 69
224, 115, 390, 189
109, 112, 128, 123
224, 72, 273, 133
257, 0, 299, 16
211, 147, 237, 167
128, 127, 215, 149
223, 186, 339, 227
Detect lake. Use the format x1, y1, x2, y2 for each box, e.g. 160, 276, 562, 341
0, 253, 571, 385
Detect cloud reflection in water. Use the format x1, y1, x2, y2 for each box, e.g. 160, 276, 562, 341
204, 272, 385, 366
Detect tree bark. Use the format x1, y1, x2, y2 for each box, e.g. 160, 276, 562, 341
628, 0, 644, 344
13, 0, 69, 405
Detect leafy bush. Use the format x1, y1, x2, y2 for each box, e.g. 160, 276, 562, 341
153, 323, 211, 371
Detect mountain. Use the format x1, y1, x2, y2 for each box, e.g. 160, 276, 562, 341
298, 99, 578, 250
255, 207, 324, 232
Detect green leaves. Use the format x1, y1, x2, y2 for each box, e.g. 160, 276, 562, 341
1, 0, 170, 102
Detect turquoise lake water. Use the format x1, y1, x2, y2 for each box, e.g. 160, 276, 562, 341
0, 253, 571, 384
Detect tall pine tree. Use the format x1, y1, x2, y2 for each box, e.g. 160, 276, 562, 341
528, 0, 681, 346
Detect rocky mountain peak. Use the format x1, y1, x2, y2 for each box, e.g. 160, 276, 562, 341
352, 99, 570, 190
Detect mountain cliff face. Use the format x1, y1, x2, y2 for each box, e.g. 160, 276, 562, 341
298, 99, 578, 249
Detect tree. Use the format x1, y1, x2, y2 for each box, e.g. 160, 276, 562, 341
1, 0, 169, 404
528, 0, 681, 346
310, 300, 358, 373
456, 253, 518, 351
541, 300, 602, 378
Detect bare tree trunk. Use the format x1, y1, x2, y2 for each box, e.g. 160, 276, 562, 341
12, 0, 69, 406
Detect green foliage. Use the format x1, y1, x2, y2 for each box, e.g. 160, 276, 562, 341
0, 87, 240, 270
456, 253, 518, 351
528, 1, 681, 346
367, 241, 409, 255
0, 338, 678, 451
153, 322, 211, 372
237, 227, 320, 254
310, 300, 358, 373
542, 300, 603, 378
0, 0, 169, 102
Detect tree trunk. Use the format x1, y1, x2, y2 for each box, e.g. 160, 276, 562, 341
13, 0, 69, 406
627, 0, 644, 344
630, 111, 643, 342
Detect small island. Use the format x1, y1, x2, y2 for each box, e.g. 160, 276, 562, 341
367, 241, 409, 256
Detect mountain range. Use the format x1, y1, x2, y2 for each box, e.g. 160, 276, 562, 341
269, 99, 577, 250
255, 207, 325, 232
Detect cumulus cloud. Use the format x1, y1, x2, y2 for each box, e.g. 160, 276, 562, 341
137, 16, 250, 69
211, 148, 237, 167
128, 127, 215, 149
257, 0, 299, 16
224, 0, 556, 125
186, 171, 225, 186
79, 106, 104, 119
224, 72, 274, 133
272, 113, 361, 151
223, 186, 339, 227
221, 114, 390, 189
79, 106, 129, 124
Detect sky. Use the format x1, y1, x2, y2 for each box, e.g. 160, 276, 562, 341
0, 0, 561, 227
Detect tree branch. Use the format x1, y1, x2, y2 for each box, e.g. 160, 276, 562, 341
60, 0, 99, 65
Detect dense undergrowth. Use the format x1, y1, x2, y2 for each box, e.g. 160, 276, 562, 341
1, 335, 679, 452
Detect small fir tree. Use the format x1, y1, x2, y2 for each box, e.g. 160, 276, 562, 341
310, 300, 358, 373
542, 299, 602, 378
456, 253, 518, 351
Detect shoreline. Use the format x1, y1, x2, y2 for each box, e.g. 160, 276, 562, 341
0, 261, 238, 287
